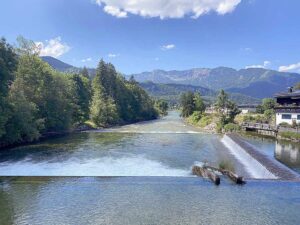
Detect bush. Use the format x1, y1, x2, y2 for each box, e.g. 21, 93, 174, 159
279, 122, 292, 128
279, 131, 300, 140
187, 111, 203, 125
224, 123, 241, 133
198, 115, 213, 128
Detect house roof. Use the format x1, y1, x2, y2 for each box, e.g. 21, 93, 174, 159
274, 90, 300, 98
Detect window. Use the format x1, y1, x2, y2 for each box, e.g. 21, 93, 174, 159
298, 115, 300, 120
282, 114, 292, 120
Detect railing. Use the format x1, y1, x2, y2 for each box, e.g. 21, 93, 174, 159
241, 122, 276, 131
242, 122, 300, 134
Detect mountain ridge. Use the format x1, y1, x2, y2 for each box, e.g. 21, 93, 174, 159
41, 56, 300, 99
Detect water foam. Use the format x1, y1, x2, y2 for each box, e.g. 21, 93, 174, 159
0, 156, 191, 177
221, 135, 277, 179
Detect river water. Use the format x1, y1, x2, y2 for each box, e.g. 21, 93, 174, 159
0, 111, 246, 177
1, 111, 300, 225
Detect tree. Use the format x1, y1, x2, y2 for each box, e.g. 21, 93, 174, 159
2, 79, 43, 144
0, 38, 17, 138
155, 99, 169, 116
262, 98, 276, 112
180, 92, 195, 117
81, 67, 89, 79
215, 90, 240, 126
193, 93, 206, 114
68, 74, 91, 124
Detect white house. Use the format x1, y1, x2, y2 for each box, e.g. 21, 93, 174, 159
274, 88, 300, 126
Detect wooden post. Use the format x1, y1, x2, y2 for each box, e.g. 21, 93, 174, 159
203, 165, 246, 185
192, 166, 220, 185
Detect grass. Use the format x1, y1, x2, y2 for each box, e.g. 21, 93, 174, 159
278, 131, 300, 141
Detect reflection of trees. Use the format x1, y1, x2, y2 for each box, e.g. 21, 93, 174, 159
0, 133, 90, 163
0, 180, 14, 225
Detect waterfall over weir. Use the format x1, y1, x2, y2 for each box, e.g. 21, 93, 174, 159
222, 134, 300, 180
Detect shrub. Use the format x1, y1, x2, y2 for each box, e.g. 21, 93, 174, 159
224, 123, 241, 133
279, 131, 300, 140
187, 111, 203, 125
198, 115, 213, 128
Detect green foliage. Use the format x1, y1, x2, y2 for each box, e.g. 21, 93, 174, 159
224, 123, 241, 133
81, 67, 89, 79
0, 38, 158, 147
155, 99, 169, 116
68, 74, 91, 124
262, 98, 276, 111
279, 131, 300, 140
187, 111, 203, 125
90, 60, 157, 127
198, 115, 213, 128
215, 89, 240, 126
0, 38, 18, 138
180, 92, 206, 117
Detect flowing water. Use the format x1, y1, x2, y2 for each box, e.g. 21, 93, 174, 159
0, 111, 246, 177
1, 111, 300, 224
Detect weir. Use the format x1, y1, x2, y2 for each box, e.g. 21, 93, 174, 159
222, 134, 300, 181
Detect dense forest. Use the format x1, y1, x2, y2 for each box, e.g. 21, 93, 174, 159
0, 37, 159, 147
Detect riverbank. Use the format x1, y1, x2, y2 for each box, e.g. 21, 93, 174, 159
0, 117, 160, 150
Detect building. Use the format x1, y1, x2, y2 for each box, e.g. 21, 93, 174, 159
274, 87, 300, 126
238, 104, 257, 114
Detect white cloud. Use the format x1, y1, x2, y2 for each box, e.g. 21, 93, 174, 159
94, 0, 241, 19
161, 44, 175, 50
81, 57, 93, 63
246, 61, 271, 69
108, 53, 120, 58
279, 62, 300, 72
35, 37, 70, 58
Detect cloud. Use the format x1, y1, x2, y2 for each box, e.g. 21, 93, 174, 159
94, 0, 241, 19
161, 44, 175, 50
108, 53, 120, 58
81, 57, 93, 63
246, 61, 271, 69
154, 57, 160, 61
279, 62, 300, 72
35, 37, 70, 58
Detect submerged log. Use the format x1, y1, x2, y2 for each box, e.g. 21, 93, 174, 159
203, 165, 246, 185
192, 166, 220, 185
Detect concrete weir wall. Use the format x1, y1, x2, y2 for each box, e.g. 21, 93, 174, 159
222, 134, 300, 181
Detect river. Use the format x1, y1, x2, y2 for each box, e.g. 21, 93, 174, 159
1, 111, 300, 225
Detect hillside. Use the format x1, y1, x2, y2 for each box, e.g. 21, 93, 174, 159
41, 56, 288, 101
131, 67, 300, 98
41, 56, 96, 76
140, 82, 261, 105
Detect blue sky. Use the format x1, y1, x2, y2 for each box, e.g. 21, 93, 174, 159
1, 0, 300, 74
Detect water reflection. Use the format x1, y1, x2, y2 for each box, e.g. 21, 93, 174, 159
276, 141, 300, 173
0, 177, 300, 225
241, 132, 300, 174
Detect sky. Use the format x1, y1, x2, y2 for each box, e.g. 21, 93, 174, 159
1, 0, 300, 74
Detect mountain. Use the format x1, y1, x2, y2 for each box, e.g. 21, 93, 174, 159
41, 56, 96, 77
140, 82, 261, 105
130, 67, 300, 98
